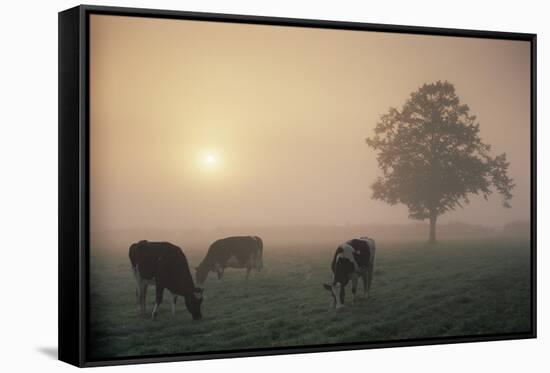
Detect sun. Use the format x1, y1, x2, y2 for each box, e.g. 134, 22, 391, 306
205, 154, 217, 165
198, 150, 222, 172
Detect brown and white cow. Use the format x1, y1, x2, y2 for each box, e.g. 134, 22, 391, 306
129, 240, 204, 320
195, 236, 263, 284
323, 237, 376, 308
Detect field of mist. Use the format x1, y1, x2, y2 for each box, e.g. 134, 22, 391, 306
88, 236, 531, 360
90, 220, 529, 254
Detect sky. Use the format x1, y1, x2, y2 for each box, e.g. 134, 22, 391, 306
89, 14, 531, 234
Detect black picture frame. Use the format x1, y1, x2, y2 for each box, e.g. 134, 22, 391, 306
59, 4, 537, 367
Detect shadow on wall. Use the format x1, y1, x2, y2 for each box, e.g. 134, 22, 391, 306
37, 347, 58, 360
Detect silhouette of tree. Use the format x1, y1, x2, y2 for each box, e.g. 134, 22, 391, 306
366, 81, 514, 243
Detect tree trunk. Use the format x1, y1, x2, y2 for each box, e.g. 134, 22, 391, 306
428, 213, 437, 244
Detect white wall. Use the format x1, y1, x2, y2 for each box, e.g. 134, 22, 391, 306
0, 0, 546, 371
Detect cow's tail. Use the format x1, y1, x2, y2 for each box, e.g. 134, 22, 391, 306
254, 236, 263, 270
128, 244, 140, 306
367, 239, 376, 291
129, 244, 138, 274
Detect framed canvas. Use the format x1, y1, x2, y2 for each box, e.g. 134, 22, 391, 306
58, 5, 537, 367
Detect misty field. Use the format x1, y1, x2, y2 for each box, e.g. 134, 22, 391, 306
88, 238, 531, 360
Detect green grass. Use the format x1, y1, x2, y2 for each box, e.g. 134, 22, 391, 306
88, 238, 531, 359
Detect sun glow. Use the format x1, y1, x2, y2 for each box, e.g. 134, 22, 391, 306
198, 150, 222, 172
205, 154, 217, 165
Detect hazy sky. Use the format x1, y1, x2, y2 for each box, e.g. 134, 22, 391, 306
90, 15, 531, 233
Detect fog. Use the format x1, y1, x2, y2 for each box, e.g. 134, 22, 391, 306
89, 15, 531, 249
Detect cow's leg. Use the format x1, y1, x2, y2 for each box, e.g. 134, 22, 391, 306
139, 282, 148, 315
351, 276, 358, 305
367, 261, 375, 292
172, 295, 177, 317
362, 272, 369, 298
215, 263, 224, 279
255, 256, 261, 272
257, 254, 263, 272
132, 267, 140, 307
324, 283, 336, 307
152, 286, 164, 319
246, 266, 251, 280
134, 267, 144, 311
329, 292, 336, 308
331, 283, 343, 309
338, 284, 345, 308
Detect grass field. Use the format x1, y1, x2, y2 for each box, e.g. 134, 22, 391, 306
88, 238, 531, 360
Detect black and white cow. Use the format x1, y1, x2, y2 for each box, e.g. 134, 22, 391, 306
129, 240, 204, 320
323, 237, 376, 308
195, 236, 263, 284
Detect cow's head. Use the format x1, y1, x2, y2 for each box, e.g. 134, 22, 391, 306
195, 263, 209, 285
185, 287, 204, 320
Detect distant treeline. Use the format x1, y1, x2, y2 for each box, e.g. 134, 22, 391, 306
91, 221, 530, 253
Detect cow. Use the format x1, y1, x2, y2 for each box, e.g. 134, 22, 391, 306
195, 236, 263, 284
129, 240, 204, 320
323, 237, 376, 308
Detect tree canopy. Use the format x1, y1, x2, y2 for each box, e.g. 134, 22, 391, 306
366, 81, 514, 243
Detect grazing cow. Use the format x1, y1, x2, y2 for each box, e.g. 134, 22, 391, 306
129, 240, 204, 320
323, 237, 376, 308
195, 236, 263, 284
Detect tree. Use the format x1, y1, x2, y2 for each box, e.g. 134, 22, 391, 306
366, 81, 514, 244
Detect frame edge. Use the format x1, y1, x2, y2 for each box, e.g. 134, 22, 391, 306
58, 5, 84, 368
79, 4, 536, 40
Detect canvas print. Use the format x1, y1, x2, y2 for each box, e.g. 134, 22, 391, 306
88, 14, 532, 360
